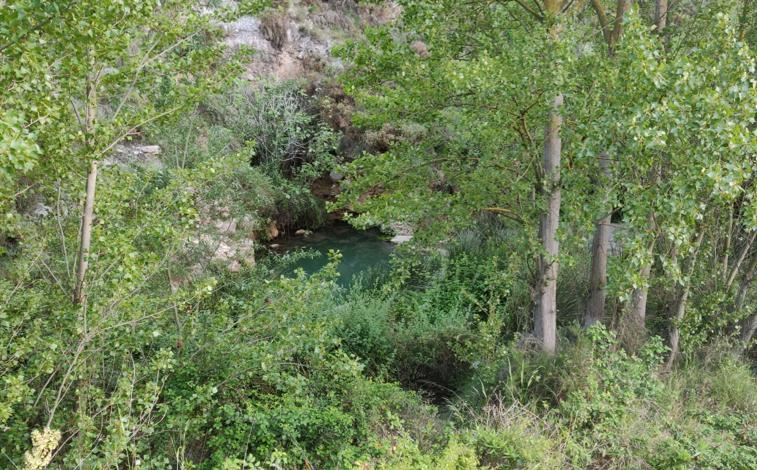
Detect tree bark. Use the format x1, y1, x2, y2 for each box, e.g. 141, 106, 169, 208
73, 160, 98, 305
535, 93, 563, 354
628, 164, 662, 330
664, 230, 705, 371
726, 231, 756, 290
721, 205, 734, 278
654, 0, 669, 31
628, 214, 655, 328
585, 154, 612, 327
739, 312, 757, 352
734, 256, 755, 312
735, 256, 756, 353
583, 0, 629, 328
738, 0, 753, 41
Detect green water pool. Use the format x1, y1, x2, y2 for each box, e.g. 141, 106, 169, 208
274, 221, 395, 285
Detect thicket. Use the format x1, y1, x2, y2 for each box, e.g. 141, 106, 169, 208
1, 0, 756, 468
152, 80, 339, 234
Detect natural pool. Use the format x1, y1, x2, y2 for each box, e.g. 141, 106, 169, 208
272, 220, 395, 286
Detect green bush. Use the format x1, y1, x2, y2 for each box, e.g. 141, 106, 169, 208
204, 80, 338, 181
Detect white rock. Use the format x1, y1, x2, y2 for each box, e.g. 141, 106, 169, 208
137, 145, 161, 154
214, 218, 237, 235
390, 235, 412, 244
227, 260, 242, 273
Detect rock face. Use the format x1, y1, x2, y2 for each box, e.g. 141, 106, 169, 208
222, 1, 400, 82
158, 2, 404, 275
105, 144, 164, 170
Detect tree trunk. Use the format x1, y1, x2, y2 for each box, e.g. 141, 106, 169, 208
734, 256, 755, 312
735, 256, 756, 353
582, 0, 629, 328
721, 205, 733, 278
664, 230, 705, 371
535, 93, 563, 354
738, 0, 753, 41
73, 160, 98, 305
585, 154, 612, 327
726, 231, 755, 290
628, 166, 661, 331
739, 313, 757, 352
654, 0, 668, 31
628, 220, 655, 328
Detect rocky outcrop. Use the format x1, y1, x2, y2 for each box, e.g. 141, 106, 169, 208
389, 222, 413, 244
222, 1, 400, 82
105, 144, 164, 170
172, 2, 403, 273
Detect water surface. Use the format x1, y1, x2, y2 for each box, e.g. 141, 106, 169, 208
274, 221, 394, 285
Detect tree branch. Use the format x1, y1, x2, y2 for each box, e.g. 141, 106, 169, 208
590, 0, 613, 46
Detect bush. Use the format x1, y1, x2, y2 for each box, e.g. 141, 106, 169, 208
204, 80, 338, 181
151, 81, 338, 232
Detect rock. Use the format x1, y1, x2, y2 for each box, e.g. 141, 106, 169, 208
214, 218, 237, 235
266, 221, 279, 239
269, 243, 280, 249
139, 145, 161, 155
389, 221, 413, 244
410, 40, 429, 58
239, 215, 257, 232
329, 171, 344, 182
29, 202, 52, 218
227, 260, 242, 273
106, 143, 164, 170
213, 241, 235, 262
390, 235, 412, 244
294, 229, 312, 236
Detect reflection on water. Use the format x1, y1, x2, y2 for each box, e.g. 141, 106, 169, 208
273, 221, 395, 285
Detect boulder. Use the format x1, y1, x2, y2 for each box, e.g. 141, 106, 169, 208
266, 221, 279, 239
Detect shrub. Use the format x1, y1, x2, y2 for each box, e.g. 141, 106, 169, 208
259, 8, 289, 50
204, 80, 339, 181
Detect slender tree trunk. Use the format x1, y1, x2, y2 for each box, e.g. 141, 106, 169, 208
628, 165, 661, 330
629, 215, 655, 328
582, 0, 629, 329
665, 230, 705, 371
73, 64, 99, 305
739, 0, 753, 41
535, 93, 563, 354
739, 313, 757, 352
73, 160, 98, 305
735, 256, 756, 353
655, 0, 668, 31
585, 153, 612, 327
721, 205, 734, 278
734, 256, 755, 312
726, 231, 755, 290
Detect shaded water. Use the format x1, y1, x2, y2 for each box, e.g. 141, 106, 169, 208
275, 221, 395, 286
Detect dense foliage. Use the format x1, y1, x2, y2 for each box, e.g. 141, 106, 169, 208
1, 0, 756, 468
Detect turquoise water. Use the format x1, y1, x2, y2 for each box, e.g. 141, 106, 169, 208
276, 221, 395, 286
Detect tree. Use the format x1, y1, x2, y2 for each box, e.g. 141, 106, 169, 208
584, 0, 631, 327
0, 0, 232, 303
585, 153, 613, 327
335, 0, 580, 353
